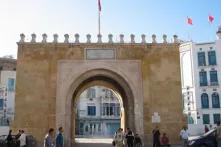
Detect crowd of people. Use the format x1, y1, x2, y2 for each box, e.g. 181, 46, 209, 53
6, 129, 27, 147
113, 128, 142, 147
112, 122, 220, 147
152, 126, 170, 147
43, 127, 64, 147
5, 121, 221, 147
5, 127, 64, 147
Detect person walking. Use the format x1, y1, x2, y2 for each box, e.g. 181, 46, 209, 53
180, 126, 189, 147
126, 130, 134, 147
217, 121, 221, 147
6, 130, 13, 147
44, 128, 55, 147
15, 130, 22, 140
134, 134, 142, 147
152, 126, 161, 147
123, 128, 130, 147
19, 130, 26, 147
56, 127, 64, 147
114, 128, 124, 147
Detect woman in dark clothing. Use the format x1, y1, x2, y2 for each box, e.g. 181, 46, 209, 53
126, 131, 134, 147
6, 130, 13, 147
152, 126, 161, 147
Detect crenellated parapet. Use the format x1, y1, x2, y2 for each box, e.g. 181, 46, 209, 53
18, 33, 180, 44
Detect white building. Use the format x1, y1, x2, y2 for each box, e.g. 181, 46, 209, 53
0, 58, 16, 126
180, 26, 221, 127
75, 86, 121, 137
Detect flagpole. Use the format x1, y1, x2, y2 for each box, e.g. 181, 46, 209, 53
98, 0, 101, 35
98, 10, 101, 35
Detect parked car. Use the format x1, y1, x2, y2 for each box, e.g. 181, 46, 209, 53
188, 129, 217, 147
0, 134, 37, 147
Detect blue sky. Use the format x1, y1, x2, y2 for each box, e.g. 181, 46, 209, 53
0, 0, 221, 58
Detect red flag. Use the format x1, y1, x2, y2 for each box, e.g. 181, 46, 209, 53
208, 15, 214, 23
187, 17, 193, 25
98, 0, 101, 12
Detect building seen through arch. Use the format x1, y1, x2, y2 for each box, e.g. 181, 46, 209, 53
75, 86, 121, 137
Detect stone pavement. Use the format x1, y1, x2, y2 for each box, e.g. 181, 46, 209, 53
74, 143, 182, 147
73, 138, 182, 147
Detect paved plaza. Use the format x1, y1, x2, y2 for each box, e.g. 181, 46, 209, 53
74, 138, 182, 147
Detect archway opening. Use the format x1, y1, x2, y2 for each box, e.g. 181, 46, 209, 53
70, 74, 135, 144
75, 86, 124, 139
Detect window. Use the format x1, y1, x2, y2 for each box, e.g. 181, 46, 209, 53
87, 88, 96, 99
102, 103, 119, 116
0, 99, 3, 110
203, 114, 210, 124
212, 93, 220, 108
116, 104, 120, 116
85, 126, 88, 132
87, 106, 96, 116
198, 52, 206, 66
187, 116, 194, 124
7, 78, 15, 91
105, 90, 113, 98
208, 51, 216, 65
210, 71, 218, 86
80, 123, 84, 129
201, 93, 209, 108
213, 114, 221, 124
199, 71, 207, 86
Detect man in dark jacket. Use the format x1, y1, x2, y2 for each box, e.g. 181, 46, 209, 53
152, 126, 161, 147
6, 130, 13, 147
56, 127, 64, 147
126, 131, 134, 147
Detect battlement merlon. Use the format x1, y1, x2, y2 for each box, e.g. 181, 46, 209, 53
18, 33, 180, 44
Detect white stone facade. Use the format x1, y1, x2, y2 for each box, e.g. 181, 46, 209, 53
76, 86, 121, 137
0, 70, 16, 126
180, 27, 221, 127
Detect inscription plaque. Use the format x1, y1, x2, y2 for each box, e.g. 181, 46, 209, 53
85, 48, 116, 60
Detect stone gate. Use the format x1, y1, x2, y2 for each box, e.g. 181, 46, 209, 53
12, 33, 185, 146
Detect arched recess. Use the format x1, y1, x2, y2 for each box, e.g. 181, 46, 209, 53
56, 60, 144, 146
73, 77, 128, 138
66, 69, 135, 145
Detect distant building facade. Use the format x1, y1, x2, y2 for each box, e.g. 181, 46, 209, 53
75, 86, 121, 137
0, 58, 16, 126
180, 26, 221, 126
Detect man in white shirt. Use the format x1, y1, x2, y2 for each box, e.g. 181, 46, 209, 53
180, 126, 189, 147
19, 130, 26, 147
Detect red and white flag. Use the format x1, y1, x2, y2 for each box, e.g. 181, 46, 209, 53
208, 15, 214, 23
98, 0, 101, 12
187, 17, 193, 25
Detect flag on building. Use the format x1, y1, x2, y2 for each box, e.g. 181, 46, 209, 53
187, 17, 193, 25
208, 15, 214, 23
98, 0, 101, 12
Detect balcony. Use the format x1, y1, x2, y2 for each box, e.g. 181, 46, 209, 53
200, 83, 208, 87
210, 82, 219, 86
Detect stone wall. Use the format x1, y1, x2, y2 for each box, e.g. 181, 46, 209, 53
12, 34, 185, 146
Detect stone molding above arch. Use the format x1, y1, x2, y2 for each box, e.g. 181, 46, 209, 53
56, 60, 144, 146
